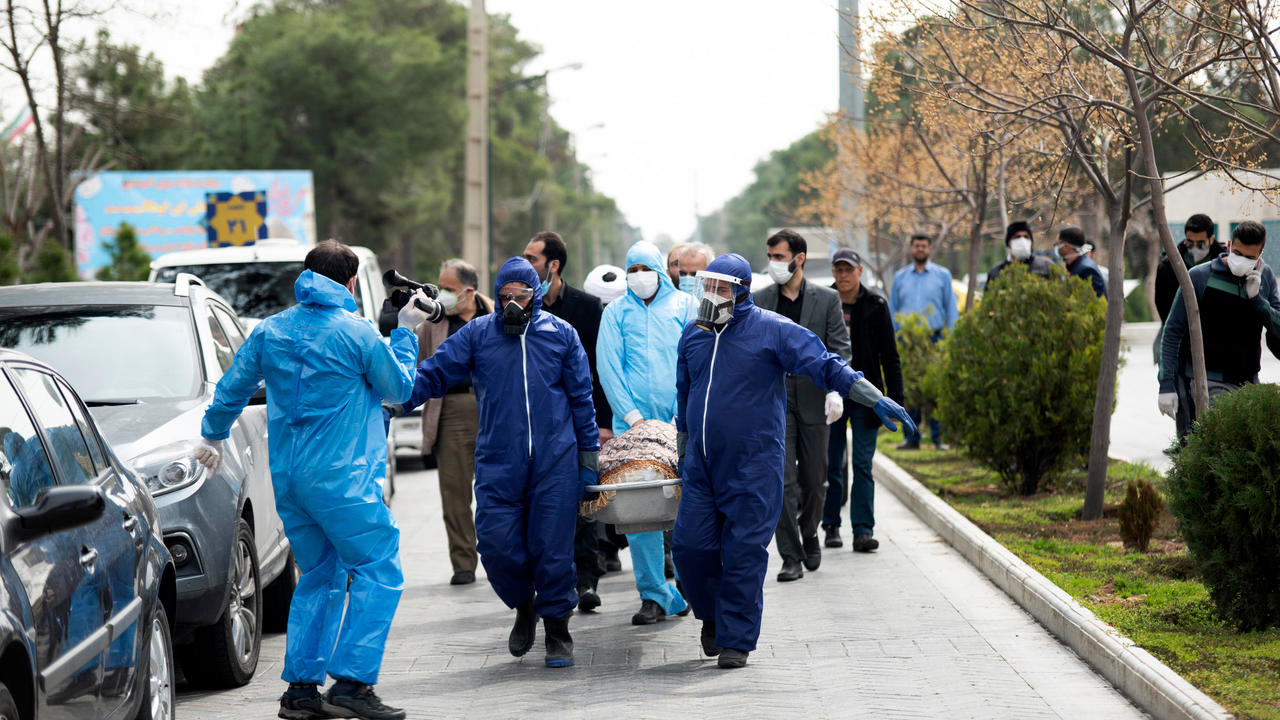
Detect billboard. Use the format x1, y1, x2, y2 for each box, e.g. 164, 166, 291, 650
74, 170, 316, 278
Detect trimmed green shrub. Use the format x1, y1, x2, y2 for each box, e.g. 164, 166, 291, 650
894, 312, 946, 426
1118, 478, 1163, 552
1123, 283, 1152, 323
936, 262, 1106, 494
1167, 383, 1280, 630
25, 238, 77, 283
96, 222, 152, 281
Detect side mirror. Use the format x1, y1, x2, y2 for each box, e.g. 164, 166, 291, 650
17, 485, 106, 536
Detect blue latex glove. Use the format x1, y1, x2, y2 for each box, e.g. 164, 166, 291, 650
874, 397, 917, 436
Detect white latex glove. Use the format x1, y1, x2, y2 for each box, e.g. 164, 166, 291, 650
397, 289, 432, 330
1245, 267, 1262, 299
623, 410, 644, 428
1158, 393, 1178, 419
824, 391, 844, 424
194, 438, 224, 472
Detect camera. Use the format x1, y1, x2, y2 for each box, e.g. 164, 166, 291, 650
382, 269, 444, 325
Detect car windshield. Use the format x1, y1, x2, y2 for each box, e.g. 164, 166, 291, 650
154, 262, 303, 319
0, 305, 202, 403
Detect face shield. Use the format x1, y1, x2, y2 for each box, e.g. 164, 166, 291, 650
692, 270, 744, 332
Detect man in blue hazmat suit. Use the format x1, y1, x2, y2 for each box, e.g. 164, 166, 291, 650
402, 256, 600, 668
673, 253, 916, 669
597, 240, 696, 626
196, 241, 428, 720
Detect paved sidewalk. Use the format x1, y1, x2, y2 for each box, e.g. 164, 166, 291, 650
177, 463, 1145, 718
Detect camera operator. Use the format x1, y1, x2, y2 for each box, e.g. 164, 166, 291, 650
415, 258, 492, 587
195, 240, 433, 720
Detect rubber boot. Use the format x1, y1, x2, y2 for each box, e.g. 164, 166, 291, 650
508, 597, 537, 657
543, 614, 575, 668
700, 620, 720, 657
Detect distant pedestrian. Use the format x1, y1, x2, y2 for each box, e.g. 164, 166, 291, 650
1158, 221, 1280, 440
677, 243, 715, 294
1155, 214, 1225, 323
889, 233, 957, 450
1055, 226, 1107, 299
822, 248, 905, 554
667, 243, 688, 286
755, 229, 851, 582
987, 221, 1053, 287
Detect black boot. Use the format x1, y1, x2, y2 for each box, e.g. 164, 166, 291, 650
853, 534, 880, 553
803, 535, 822, 571
700, 620, 720, 657
543, 614, 575, 668
508, 597, 537, 657
631, 599, 666, 625
823, 525, 843, 548
776, 560, 803, 582
717, 648, 749, 669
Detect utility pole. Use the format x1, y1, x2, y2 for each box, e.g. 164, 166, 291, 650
464, 0, 489, 289
838, 1, 869, 261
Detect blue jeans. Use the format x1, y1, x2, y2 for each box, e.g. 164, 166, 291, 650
903, 407, 942, 446
823, 405, 880, 536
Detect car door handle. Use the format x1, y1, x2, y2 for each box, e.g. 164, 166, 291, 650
80, 547, 97, 568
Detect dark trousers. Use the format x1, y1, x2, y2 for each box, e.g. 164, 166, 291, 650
904, 407, 942, 446
823, 406, 880, 535
773, 384, 830, 563
575, 516, 604, 592
1173, 373, 1246, 442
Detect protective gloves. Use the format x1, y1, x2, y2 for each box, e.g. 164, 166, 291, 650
623, 410, 644, 428
1246, 267, 1262, 299
676, 431, 687, 477
1158, 392, 1178, 419
873, 397, 917, 435
381, 400, 405, 418
824, 391, 843, 424
193, 438, 224, 473
397, 289, 434, 331
579, 450, 600, 501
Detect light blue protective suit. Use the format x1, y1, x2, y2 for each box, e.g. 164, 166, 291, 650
673, 254, 864, 653
403, 258, 600, 619
202, 270, 417, 686
597, 241, 695, 616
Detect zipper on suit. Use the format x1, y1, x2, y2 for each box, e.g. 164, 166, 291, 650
701, 331, 722, 455
519, 329, 533, 456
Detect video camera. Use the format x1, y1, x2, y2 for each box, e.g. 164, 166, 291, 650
382, 269, 444, 324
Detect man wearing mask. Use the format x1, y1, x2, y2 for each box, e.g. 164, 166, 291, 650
598, 241, 696, 625
1055, 226, 1108, 299
677, 243, 715, 295
524, 231, 612, 613
667, 243, 688, 286
889, 233, 957, 450
403, 257, 600, 668
198, 241, 428, 720
674, 254, 915, 668
822, 248, 905, 553
1159, 221, 1280, 440
755, 229, 851, 581
988, 221, 1053, 286
416, 259, 493, 586
1156, 214, 1225, 323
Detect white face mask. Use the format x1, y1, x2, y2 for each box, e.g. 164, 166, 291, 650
1187, 244, 1210, 263
438, 290, 459, 312
1009, 237, 1032, 261
627, 270, 660, 299
768, 260, 796, 285
1226, 252, 1257, 277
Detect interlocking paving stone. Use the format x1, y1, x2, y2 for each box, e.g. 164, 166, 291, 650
176, 462, 1147, 718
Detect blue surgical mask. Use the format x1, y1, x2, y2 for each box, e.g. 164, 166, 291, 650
679, 275, 697, 294
540, 279, 551, 296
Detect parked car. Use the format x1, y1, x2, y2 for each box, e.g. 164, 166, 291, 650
150, 239, 399, 499
0, 278, 292, 689
0, 349, 175, 719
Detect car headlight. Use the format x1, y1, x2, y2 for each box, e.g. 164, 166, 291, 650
130, 441, 209, 496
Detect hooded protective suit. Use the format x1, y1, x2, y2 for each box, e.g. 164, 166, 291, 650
597, 241, 696, 616
202, 269, 418, 686
673, 253, 864, 653
404, 257, 600, 619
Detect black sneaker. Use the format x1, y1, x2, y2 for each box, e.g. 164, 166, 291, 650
700, 620, 720, 657
717, 648, 749, 669
853, 534, 880, 553
278, 689, 337, 720
897, 440, 920, 450
631, 599, 666, 625
802, 535, 822, 571
324, 684, 405, 720
450, 571, 475, 585
577, 588, 601, 612
824, 525, 843, 548
509, 597, 537, 656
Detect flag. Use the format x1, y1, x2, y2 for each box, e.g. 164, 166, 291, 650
2, 105, 34, 144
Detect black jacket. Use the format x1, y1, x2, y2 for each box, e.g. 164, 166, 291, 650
833, 284, 906, 429
542, 279, 613, 430
987, 255, 1053, 286
1155, 239, 1227, 323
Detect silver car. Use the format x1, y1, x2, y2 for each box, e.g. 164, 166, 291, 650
0, 277, 293, 689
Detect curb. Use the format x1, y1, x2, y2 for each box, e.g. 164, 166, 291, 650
873, 453, 1233, 720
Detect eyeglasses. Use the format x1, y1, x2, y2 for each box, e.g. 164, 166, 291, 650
498, 289, 533, 304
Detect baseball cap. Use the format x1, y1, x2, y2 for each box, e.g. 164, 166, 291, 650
832, 247, 863, 268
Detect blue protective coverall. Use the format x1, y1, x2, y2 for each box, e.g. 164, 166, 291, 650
403, 257, 600, 619
597, 241, 695, 616
673, 254, 863, 653
202, 270, 418, 686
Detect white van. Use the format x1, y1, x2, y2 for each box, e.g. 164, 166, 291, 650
150, 239, 402, 499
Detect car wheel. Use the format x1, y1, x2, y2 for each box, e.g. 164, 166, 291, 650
0, 682, 18, 720
134, 602, 174, 720
262, 551, 298, 633
180, 519, 261, 688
